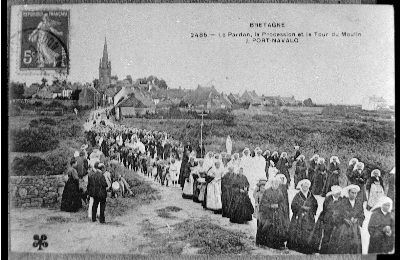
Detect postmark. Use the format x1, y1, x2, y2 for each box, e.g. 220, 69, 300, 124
20, 10, 69, 72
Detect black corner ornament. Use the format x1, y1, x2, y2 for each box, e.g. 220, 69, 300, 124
33, 234, 48, 250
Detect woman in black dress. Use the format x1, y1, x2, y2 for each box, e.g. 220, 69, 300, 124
61, 158, 82, 212
229, 167, 254, 224
287, 179, 318, 254
256, 177, 289, 249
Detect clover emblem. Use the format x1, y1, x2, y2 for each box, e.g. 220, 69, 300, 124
33, 234, 48, 250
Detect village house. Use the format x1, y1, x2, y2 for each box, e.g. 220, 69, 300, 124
227, 93, 243, 105
32, 86, 54, 99
104, 86, 122, 105
279, 95, 299, 106
78, 84, 101, 109
184, 85, 232, 112
362, 96, 389, 111
241, 90, 262, 105
115, 93, 155, 119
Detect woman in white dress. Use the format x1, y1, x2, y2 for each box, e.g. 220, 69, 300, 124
248, 147, 266, 210
227, 153, 241, 173
169, 157, 181, 187
366, 169, 385, 210
268, 161, 279, 180
206, 157, 224, 214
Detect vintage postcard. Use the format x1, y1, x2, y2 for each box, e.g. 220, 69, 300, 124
7, 1, 394, 259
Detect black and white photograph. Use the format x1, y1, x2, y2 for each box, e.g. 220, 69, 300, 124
7, 0, 395, 258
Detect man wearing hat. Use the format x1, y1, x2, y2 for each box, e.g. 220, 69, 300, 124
328, 184, 365, 254
87, 162, 108, 223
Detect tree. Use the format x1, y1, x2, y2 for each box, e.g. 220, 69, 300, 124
92, 79, 99, 89
126, 75, 133, 84
179, 100, 188, 108
159, 79, 168, 90
9, 82, 25, 99
41, 78, 48, 88
70, 89, 81, 100
303, 98, 314, 107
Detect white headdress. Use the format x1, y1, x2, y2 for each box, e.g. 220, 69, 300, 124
310, 154, 319, 161
242, 148, 250, 155
296, 179, 311, 190
343, 184, 361, 197
263, 150, 271, 156
297, 154, 305, 161
353, 162, 364, 171
370, 196, 393, 212
371, 169, 381, 177
271, 151, 278, 157
326, 185, 342, 198
330, 156, 340, 164
275, 173, 287, 185
349, 158, 359, 166
317, 157, 325, 164
280, 152, 287, 158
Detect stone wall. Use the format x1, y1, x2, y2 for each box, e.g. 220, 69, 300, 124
9, 175, 67, 208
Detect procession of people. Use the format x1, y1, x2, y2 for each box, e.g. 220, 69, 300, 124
60, 109, 395, 255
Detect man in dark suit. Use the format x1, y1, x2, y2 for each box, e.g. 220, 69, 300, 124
88, 163, 108, 223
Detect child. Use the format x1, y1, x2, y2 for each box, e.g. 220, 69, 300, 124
151, 157, 158, 181
253, 179, 268, 219
145, 152, 152, 178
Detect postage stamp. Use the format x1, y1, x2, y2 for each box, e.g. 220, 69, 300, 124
20, 10, 69, 71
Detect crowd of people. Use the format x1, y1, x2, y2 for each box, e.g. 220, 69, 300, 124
60, 112, 395, 255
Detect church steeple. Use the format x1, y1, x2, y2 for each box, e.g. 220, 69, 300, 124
99, 36, 111, 89
102, 37, 108, 66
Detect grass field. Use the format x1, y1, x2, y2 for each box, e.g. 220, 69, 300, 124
120, 107, 394, 175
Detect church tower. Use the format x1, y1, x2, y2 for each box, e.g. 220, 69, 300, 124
99, 37, 111, 90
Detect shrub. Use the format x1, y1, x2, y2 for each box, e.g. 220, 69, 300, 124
10, 126, 59, 152
11, 156, 53, 176
45, 145, 74, 175
173, 219, 251, 255
29, 117, 57, 128
9, 104, 22, 116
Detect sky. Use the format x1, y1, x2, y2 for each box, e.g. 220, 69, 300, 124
9, 4, 394, 105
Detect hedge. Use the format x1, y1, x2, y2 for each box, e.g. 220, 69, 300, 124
10, 126, 59, 152
11, 156, 53, 176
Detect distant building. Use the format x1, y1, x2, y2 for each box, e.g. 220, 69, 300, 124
33, 86, 53, 99
104, 86, 122, 105
362, 96, 389, 111
228, 93, 243, 104
115, 94, 155, 118
98, 37, 111, 90
184, 85, 232, 111
280, 96, 298, 106
241, 90, 262, 105
78, 84, 101, 108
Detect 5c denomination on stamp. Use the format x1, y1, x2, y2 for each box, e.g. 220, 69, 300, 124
20, 10, 69, 72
